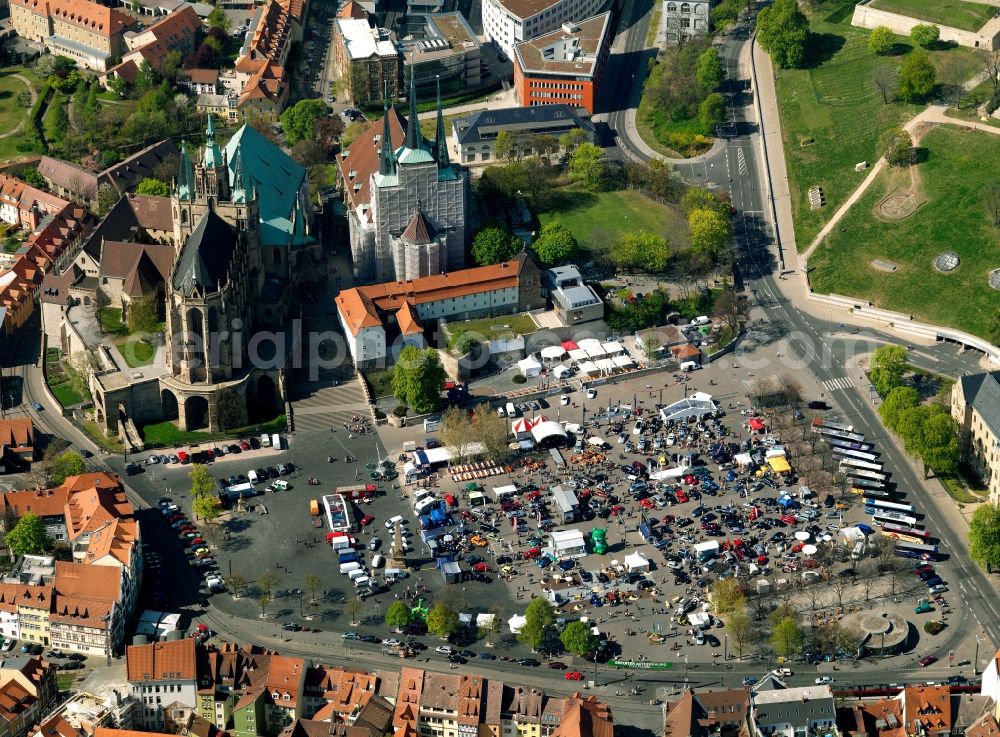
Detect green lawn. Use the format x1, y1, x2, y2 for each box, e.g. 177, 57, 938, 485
49, 381, 85, 407
808, 125, 998, 339
82, 420, 124, 453
445, 313, 540, 348
0, 70, 35, 162
118, 338, 156, 367
141, 414, 287, 447
100, 307, 127, 335
775, 0, 980, 248
869, 0, 996, 32
363, 369, 394, 398
537, 188, 689, 253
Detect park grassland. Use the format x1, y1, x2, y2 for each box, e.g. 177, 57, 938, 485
807, 125, 998, 339
536, 188, 689, 253
775, 0, 980, 249
868, 0, 996, 32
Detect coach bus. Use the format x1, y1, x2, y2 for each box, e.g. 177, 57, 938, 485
865, 498, 915, 514
830, 439, 876, 453
839, 457, 884, 472
893, 541, 940, 561
833, 448, 881, 464
844, 467, 889, 482
880, 522, 931, 543
872, 510, 919, 527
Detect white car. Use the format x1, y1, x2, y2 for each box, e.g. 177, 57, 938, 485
435, 645, 454, 654
382, 638, 401, 647
560, 395, 570, 406
586, 388, 597, 399
666, 433, 676, 446
1, 640, 14, 653
385, 515, 405, 530
632, 421, 645, 436
206, 575, 225, 590
815, 676, 832, 684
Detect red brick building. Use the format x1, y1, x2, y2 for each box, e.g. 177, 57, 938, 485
512, 12, 610, 116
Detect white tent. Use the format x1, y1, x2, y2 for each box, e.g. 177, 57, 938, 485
508, 614, 526, 633
531, 420, 567, 444
552, 364, 571, 378
624, 551, 651, 571
517, 356, 542, 377
577, 361, 599, 375
541, 345, 566, 360
550, 528, 587, 558
734, 452, 754, 467
587, 436, 606, 446
595, 358, 616, 374
568, 348, 589, 363
613, 355, 635, 369
493, 485, 518, 500
602, 341, 625, 355
650, 465, 688, 481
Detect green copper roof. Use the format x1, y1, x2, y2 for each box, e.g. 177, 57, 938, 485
223, 124, 313, 248
202, 113, 223, 169
395, 145, 435, 165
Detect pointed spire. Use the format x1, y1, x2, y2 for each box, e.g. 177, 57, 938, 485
434, 76, 449, 168
378, 82, 396, 177
404, 71, 420, 151
206, 113, 215, 138
232, 144, 250, 202
203, 113, 222, 169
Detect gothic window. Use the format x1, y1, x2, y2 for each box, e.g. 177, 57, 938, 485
181, 210, 188, 224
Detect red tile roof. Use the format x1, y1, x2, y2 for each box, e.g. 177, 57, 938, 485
12, 0, 133, 37
126, 639, 198, 683
336, 107, 407, 210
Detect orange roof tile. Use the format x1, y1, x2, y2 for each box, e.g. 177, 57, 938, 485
336, 107, 407, 209
54, 560, 120, 601
126, 639, 198, 682
0, 418, 33, 450
12, 0, 133, 36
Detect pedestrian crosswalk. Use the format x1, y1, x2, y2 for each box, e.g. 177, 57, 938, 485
822, 376, 854, 392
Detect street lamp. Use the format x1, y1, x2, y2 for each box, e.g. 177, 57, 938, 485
724, 632, 729, 661
975, 636, 981, 675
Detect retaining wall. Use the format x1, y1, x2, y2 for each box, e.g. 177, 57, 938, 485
851, 1, 1000, 50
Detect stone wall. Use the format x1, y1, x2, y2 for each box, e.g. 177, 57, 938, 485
851, 1, 1000, 50
97, 376, 163, 435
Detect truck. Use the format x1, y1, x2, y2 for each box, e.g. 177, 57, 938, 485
220, 483, 256, 501
309, 499, 320, 516
336, 484, 378, 502
338, 550, 358, 565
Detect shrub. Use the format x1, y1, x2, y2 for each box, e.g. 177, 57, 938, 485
923, 620, 945, 635
373, 408, 386, 420
511, 375, 527, 385
392, 404, 408, 417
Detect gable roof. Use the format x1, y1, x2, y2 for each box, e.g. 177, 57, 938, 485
126, 638, 198, 682
53, 560, 121, 601
959, 370, 1000, 438
0, 419, 33, 450
336, 107, 407, 210
902, 685, 952, 734
172, 211, 238, 296
11, 0, 133, 37
0, 487, 68, 519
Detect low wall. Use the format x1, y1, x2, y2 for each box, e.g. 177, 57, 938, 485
851, 1, 1000, 51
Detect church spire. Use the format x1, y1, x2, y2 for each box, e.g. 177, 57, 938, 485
202, 113, 222, 169
379, 82, 396, 177
232, 144, 250, 202
404, 71, 420, 151
434, 76, 449, 168
178, 141, 194, 200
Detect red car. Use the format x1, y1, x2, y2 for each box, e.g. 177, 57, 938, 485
565, 671, 584, 680
547, 661, 568, 669
610, 505, 625, 516
675, 491, 689, 504
525, 548, 541, 559
524, 490, 541, 501
919, 655, 937, 667
359, 514, 375, 526
187, 537, 206, 546
780, 514, 797, 525
639, 498, 655, 509
239, 440, 250, 451
473, 563, 492, 573
661, 515, 675, 524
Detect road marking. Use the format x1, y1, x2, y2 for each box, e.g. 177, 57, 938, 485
738, 148, 747, 176
822, 377, 853, 391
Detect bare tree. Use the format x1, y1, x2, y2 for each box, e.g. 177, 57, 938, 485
980, 48, 1000, 93
873, 64, 897, 104
985, 181, 1000, 228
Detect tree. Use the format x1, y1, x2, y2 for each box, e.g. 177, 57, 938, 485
257, 593, 271, 618
426, 603, 459, 638
901, 406, 959, 477
710, 579, 745, 615
215, 390, 246, 431
610, 232, 671, 272
878, 386, 920, 432
770, 617, 804, 657
385, 600, 413, 630
280, 99, 328, 146
873, 63, 898, 104
190, 463, 216, 499
981, 48, 1000, 93
712, 286, 745, 332
868, 26, 895, 56
725, 606, 753, 660
391, 346, 445, 414
193, 494, 222, 524
568, 143, 605, 191
96, 183, 119, 215
134, 60, 157, 92
560, 620, 598, 658
970, 504, 1000, 571
314, 116, 345, 155
696, 48, 725, 94
878, 127, 912, 167
341, 121, 367, 147
681, 186, 730, 217
559, 128, 589, 154
518, 597, 555, 651
494, 130, 514, 162
688, 207, 731, 257
440, 406, 477, 465
5, 514, 51, 556
50, 451, 85, 485
346, 598, 364, 625
756, 0, 809, 68
291, 139, 326, 167
207, 5, 230, 32
257, 570, 279, 599
985, 181, 1000, 228
869, 344, 907, 396
471, 404, 511, 463
699, 93, 726, 130
711, 0, 749, 28
304, 573, 322, 607
897, 49, 936, 102
472, 223, 521, 265
911, 24, 940, 49
228, 572, 246, 598
125, 295, 160, 335
531, 222, 578, 266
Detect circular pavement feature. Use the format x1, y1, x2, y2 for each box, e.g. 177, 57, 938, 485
934, 252, 960, 273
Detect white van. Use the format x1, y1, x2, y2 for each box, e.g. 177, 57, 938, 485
339, 561, 361, 575
248, 469, 260, 484
680, 361, 700, 372
413, 488, 434, 504
353, 575, 370, 588
271, 433, 282, 449
347, 568, 367, 581
414, 497, 438, 515
506, 402, 517, 417
371, 554, 385, 568
260, 433, 272, 447
496, 405, 506, 417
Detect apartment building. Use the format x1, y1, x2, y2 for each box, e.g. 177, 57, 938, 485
952, 370, 1000, 503
9, 0, 135, 70
127, 639, 200, 731
332, 18, 400, 105
104, 6, 201, 85
482, 0, 606, 62
0, 656, 57, 737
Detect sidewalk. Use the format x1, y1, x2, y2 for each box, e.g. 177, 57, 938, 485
416, 87, 516, 121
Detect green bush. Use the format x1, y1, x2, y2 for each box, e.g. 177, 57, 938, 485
511, 374, 527, 385
392, 404, 408, 417
923, 620, 945, 635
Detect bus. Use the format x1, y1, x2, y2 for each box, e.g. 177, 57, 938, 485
880, 522, 931, 543
872, 510, 919, 527
839, 457, 884, 473
812, 419, 855, 433
833, 448, 881, 464
830, 439, 876, 453
820, 427, 868, 443
844, 468, 889, 482
894, 541, 940, 561
851, 477, 888, 492
855, 486, 892, 499
865, 498, 915, 514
